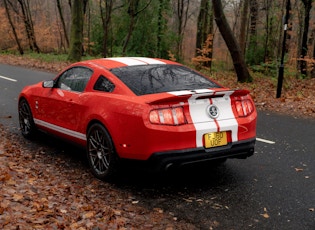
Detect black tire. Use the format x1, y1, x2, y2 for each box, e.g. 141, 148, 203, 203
18, 98, 37, 139
86, 123, 119, 180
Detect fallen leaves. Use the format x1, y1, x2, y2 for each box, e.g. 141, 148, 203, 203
260, 207, 270, 219
0, 126, 193, 229
0, 169, 11, 182
294, 164, 311, 179
0, 54, 69, 73
295, 168, 304, 172
0, 206, 4, 215
82, 211, 95, 219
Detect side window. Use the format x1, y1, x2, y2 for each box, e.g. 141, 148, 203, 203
93, 75, 115, 92
57, 67, 93, 92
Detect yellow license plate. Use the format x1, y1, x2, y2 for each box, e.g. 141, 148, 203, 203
204, 131, 228, 148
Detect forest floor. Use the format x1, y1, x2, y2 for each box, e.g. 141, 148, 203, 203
0, 54, 314, 229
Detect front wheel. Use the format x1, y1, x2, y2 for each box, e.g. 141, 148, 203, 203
87, 123, 119, 180
18, 98, 36, 139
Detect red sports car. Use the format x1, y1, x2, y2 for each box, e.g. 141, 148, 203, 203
18, 57, 257, 180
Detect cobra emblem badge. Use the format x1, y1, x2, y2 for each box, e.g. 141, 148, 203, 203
207, 105, 219, 119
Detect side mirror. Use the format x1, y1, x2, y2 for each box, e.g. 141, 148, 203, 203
42, 80, 54, 88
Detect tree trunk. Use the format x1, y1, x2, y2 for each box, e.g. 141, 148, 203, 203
239, 0, 249, 55
4, 0, 24, 55
195, 0, 213, 68
263, 0, 272, 62
174, 0, 190, 60
122, 0, 152, 56
157, 0, 165, 58
17, 0, 40, 53
68, 0, 85, 62
311, 28, 315, 78
299, 0, 312, 76
213, 0, 252, 82
122, 14, 135, 56
56, 0, 70, 48
196, 0, 208, 52
100, 0, 113, 57
247, 0, 258, 65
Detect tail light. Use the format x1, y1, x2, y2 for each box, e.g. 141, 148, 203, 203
149, 107, 187, 125
234, 95, 255, 117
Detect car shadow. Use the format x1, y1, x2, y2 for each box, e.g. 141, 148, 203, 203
113, 160, 243, 191
15, 131, 246, 192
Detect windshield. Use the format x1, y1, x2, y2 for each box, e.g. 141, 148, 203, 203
110, 64, 221, 95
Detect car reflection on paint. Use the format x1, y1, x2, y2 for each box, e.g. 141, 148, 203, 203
18, 57, 257, 180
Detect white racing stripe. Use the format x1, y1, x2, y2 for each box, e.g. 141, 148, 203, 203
256, 138, 275, 144
212, 94, 238, 142
106, 57, 166, 66
186, 90, 238, 148
0, 75, 17, 82
131, 57, 166, 65
34, 118, 86, 141
188, 98, 216, 147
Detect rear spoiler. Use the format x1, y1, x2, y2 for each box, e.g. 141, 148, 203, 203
145, 89, 250, 105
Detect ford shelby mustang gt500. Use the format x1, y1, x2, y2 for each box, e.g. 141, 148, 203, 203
18, 57, 257, 180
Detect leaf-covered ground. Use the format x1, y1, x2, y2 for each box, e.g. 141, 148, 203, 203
0, 129, 195, 229
0, 54, 314, 118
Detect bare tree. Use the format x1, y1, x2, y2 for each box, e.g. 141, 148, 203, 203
239, 0, 249, 55
263, 0, 271, 62
157, 0, 168, 58
122, 0, 152, 55
312, 38, 315, 78
247, 0, 258, 65
312, 27, 315, 77
3, 0, 24, 55
299, 0, 313, 76
100, 0, 113, 57
173, 0, 190, 59
17, 0, 40, 53
56, 0, 70, 48
213, 0, 252, 82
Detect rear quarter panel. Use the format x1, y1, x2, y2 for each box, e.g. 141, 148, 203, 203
78, 93, 149, 154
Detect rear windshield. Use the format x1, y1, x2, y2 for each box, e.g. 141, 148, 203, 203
110, 64, 221, 95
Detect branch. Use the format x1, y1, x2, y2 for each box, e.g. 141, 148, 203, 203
134, 0, 153, 16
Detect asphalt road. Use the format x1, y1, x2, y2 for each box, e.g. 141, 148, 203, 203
0, 64, 54, 130
0, 64, 314, 229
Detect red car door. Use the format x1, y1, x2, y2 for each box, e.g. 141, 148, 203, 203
34, 66, 93, 139
37, 89, 82, 130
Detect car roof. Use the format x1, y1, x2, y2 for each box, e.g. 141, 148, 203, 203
79, 57, 180, 70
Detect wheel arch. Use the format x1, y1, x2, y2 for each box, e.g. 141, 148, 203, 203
86, 119, 117, 151
86, 119, 103, 134
18, 95, 28, 104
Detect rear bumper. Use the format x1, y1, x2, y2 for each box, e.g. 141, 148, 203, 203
147, 138, 256, 171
